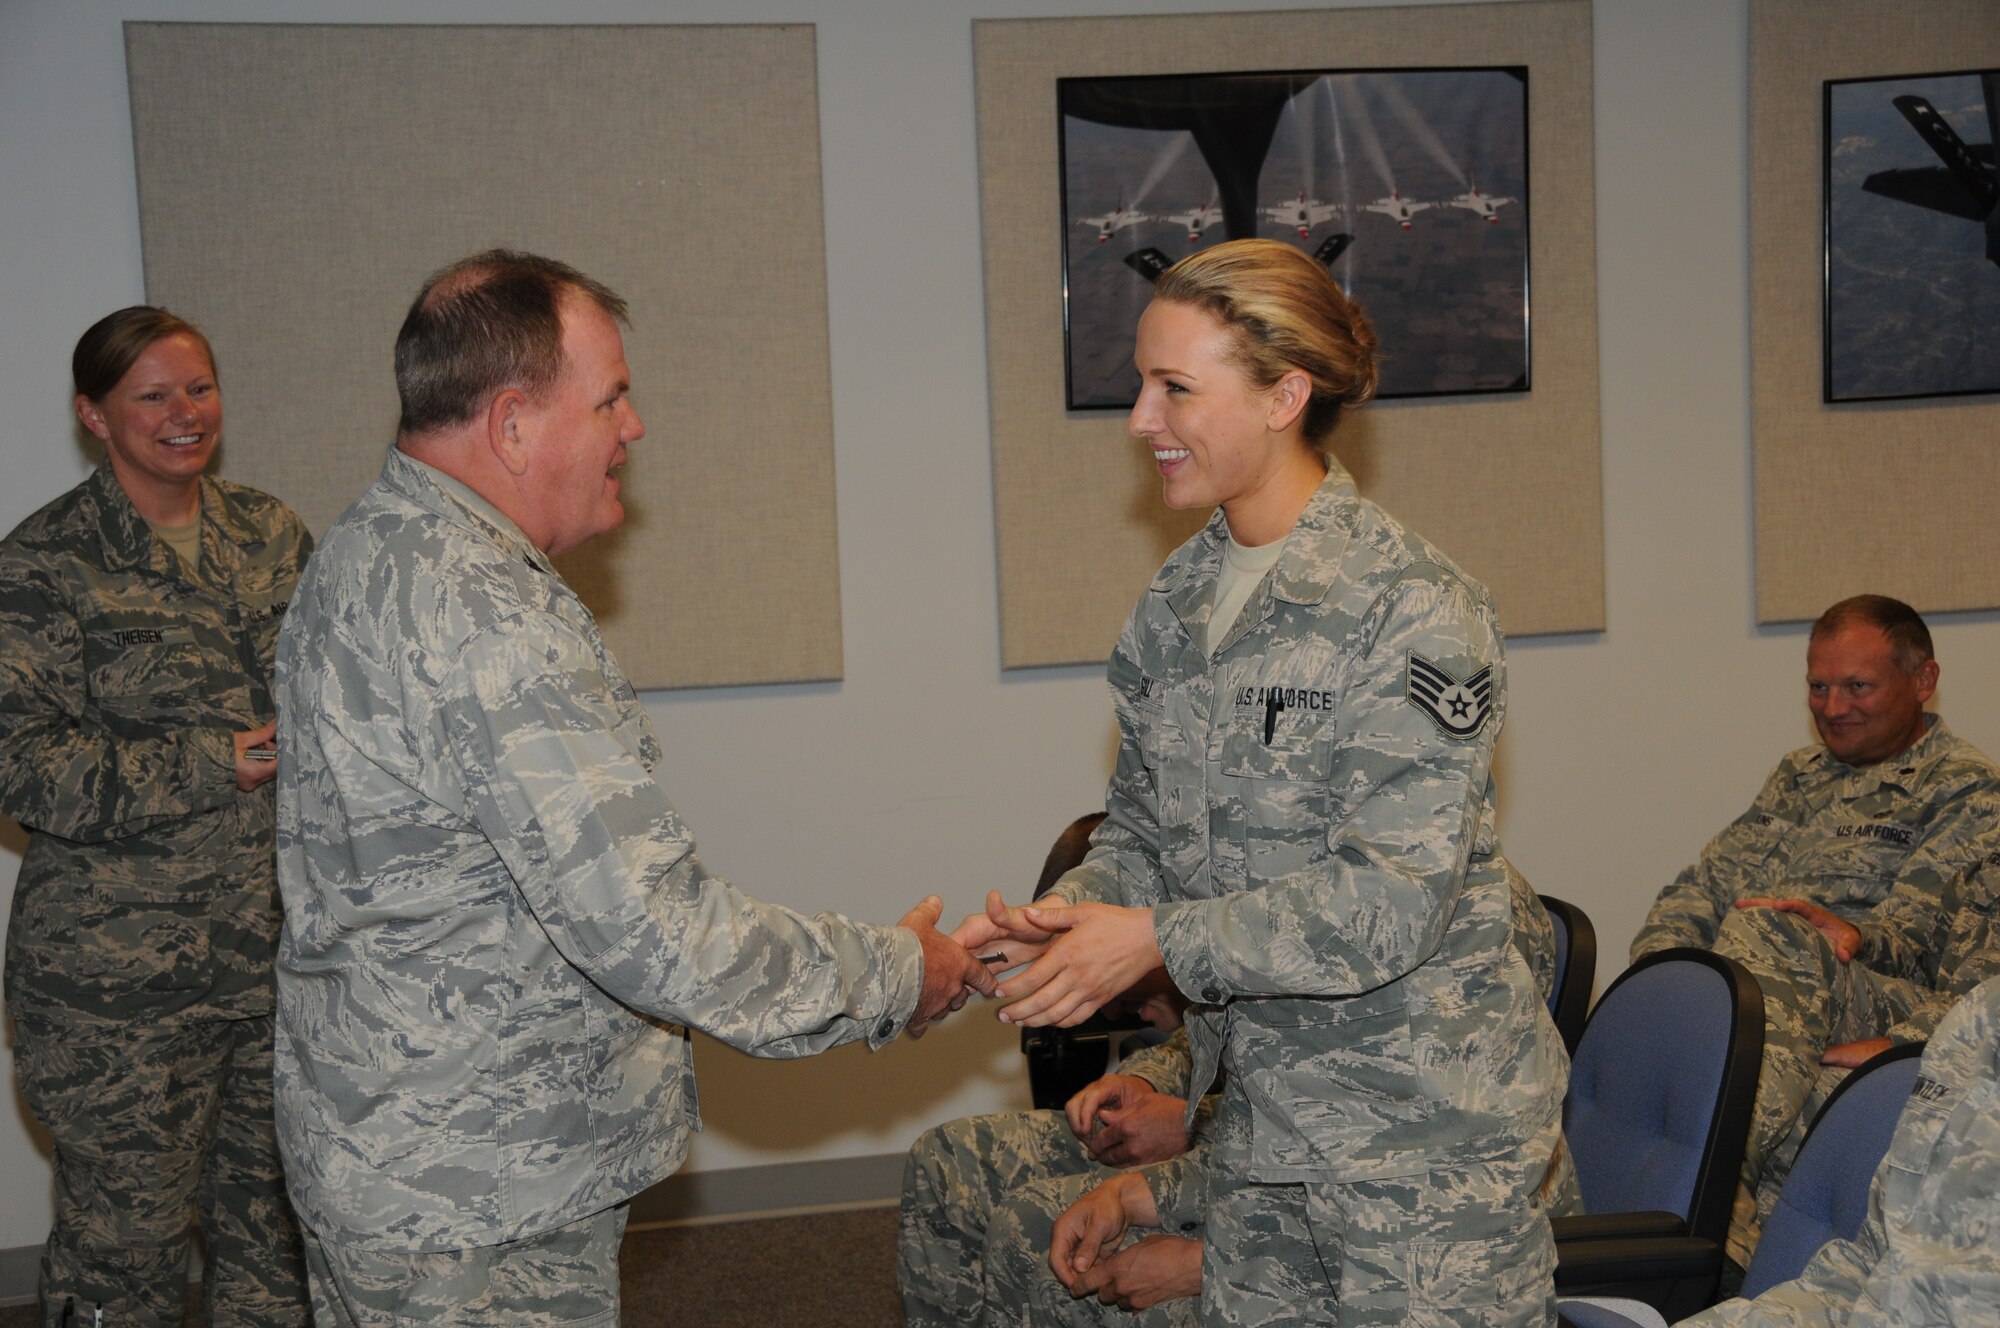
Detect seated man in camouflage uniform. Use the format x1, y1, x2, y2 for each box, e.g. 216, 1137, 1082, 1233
899, 969, 1208, 1328
1680, 972, 2000, 1328
1629, 595, 2000, 1273
1746, 850, 2000, 1246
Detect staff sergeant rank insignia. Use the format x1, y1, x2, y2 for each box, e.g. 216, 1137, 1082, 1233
1406, 652, 1493, 739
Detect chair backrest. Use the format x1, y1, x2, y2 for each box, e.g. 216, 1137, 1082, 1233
1739, 1041, 1924, 1298
1540, 894, 1597, 1056
1563, 949, 1764, 1246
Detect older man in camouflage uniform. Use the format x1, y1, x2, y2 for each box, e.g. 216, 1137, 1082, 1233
2, 448, 312, 1324
272, 250, 990, 1325
1630, 595, 2000, 1274
1678, 972, 2000, 1327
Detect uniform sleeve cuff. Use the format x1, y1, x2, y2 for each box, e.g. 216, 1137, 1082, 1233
866, 923, 926, 1050
1155, 898, 1227, 1005
1141, 1147, 1210, 1235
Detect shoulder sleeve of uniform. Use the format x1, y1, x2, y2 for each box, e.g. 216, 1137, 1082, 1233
439, 609, 924, 1054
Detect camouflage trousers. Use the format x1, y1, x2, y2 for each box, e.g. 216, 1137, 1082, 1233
301, 1204, 627, 1327
1196, 1162, 1557, 1326
901, 1109, 1197, 1328
1712, 907, 1922, 1270
12, 1012, 308, 1328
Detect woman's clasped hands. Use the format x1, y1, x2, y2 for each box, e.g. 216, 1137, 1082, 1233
950, 889, 1165, 1028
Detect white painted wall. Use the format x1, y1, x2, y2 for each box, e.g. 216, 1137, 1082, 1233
5, 0, 1999, 1252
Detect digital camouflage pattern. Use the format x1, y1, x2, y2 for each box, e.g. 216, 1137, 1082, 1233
1629, 719, 2000, 980
900, 1029, 1213, 1328
1746, 854, 2000, 1253
14, 1015, 307, 1328
985, 1090, 1560, 1328
1685, 974, 2000, 1328
303, 1203, 626, 1327
902, 859, 1567, 1325
1047, 466, 1565, 1322
0, 465, 310, 1027
1629, 718, 2000, 1269
274, 448, 922, 1253
0, 465, 312, 1326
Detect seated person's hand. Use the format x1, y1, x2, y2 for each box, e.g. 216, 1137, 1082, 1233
1049, 1172, 1157, 1293
1065, 1074, 1191, 1166
1735, 896, 1863, 962
1821, 1036, 1896, 1068
1072, 1233, 1202, 1310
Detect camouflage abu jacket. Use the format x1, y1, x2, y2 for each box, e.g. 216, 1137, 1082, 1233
273, 447, 921, 1252
1630, 718, 2000, 985
0, 464, 310, 1028
1875, 851, 2000, 1046
1052, 465, 1565, 1185
1685, 974, 2000, 1327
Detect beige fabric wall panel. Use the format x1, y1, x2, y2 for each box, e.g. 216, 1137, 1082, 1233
126, 22, 842, 689
975, 1, 1604, 669
1750, 0, 2000, 624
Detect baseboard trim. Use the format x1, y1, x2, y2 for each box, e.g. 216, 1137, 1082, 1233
628, 1152, 904, 1229
0, 1153, 906, 1305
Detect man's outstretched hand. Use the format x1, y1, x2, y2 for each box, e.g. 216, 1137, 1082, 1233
901, 895, 997, 1038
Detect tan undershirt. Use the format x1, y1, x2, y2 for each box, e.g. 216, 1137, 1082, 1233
148, 516, 201, 578
1205, 531, 1285, 656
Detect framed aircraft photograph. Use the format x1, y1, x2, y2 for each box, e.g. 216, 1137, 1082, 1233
1822, 67, 2000, 403
1057, 66, 1530, 412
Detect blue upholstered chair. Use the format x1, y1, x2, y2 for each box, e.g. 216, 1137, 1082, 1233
1557, 1038, 1922, 1326
1737, 1040, 1922, 1298
1540, 894, 1597, 1056
1552, 949, 1764, 1321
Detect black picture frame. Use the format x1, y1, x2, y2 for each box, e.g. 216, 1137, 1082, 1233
1058, 66, 1531, 411
1821, 68, 2000, 404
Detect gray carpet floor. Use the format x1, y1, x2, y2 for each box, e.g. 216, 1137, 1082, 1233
0, 1205, 905, 1326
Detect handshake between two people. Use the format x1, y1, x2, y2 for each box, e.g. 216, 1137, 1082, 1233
895, 890, 1168, 1038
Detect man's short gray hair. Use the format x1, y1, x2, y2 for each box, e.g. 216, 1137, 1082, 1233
394, 249, 627, 438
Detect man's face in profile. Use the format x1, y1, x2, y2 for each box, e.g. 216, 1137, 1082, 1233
518, 294, 645, 557
1807, 624, 1936, 766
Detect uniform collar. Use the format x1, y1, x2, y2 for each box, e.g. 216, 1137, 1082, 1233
382, 446, 553, 576
1805, 713, 1954, 793
86, 463, 257, 574
1156, 463, 1358, 634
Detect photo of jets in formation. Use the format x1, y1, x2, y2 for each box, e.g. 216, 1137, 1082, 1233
1263, 192, 1341, 238
1080, 197, 1149, 243
1058, 67, 1530, 407
1447, 183, 1516, 223
1075, 183, 1509, 244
